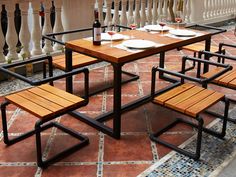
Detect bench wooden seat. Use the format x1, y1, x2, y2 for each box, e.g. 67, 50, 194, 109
1, 84, 89, 168
153, 83, 224, 117
201, 68, 236, 89
52, 53, 98, 71
182, 43, 220, 53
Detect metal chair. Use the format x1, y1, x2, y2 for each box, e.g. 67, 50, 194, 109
0, 55, 90, 168
150, 56, 231, 160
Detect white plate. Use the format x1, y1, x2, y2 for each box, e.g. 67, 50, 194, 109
101, 33, 124, 41
144, 25, 173, 32
122, 39, 156, 49
169, 29, 196, 37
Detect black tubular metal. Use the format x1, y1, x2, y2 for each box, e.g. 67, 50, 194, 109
204, 37, 212, 73
1, 101, 10, 144
35, 120, 89, 169
150, 115, 204, 160
151, 67, 157, 99
65, 48, 73, 93
199, 50, 236, 61
42, 35, 65, 45
157, 67, 203, 83
186, 24, 227, 35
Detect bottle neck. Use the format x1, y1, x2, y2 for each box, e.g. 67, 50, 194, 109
94, 10, 99, 20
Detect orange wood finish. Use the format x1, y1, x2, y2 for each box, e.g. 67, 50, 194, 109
5, 84, 84, 119
52, 53, 98, 70
182, 43, 219, 53
66, 29, 211, 64
153, 83, 224, 117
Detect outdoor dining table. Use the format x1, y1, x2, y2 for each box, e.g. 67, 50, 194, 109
64, 26, 212, 139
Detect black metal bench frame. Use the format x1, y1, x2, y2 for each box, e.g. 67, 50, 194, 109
0, 55, 90, 168
150, 56, 231, 160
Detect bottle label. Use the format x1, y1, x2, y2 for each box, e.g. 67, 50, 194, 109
94, 27, 101, 42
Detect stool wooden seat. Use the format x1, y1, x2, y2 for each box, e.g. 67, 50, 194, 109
201, 68, 236, 89
51, 53, 98, 71
151, 83, 228, 160
182, 43, 220, 54
1, 84, 89, 168
153, 83, 224, 117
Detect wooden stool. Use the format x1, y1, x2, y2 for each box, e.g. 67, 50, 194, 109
150, 83, 229, 160
1, 84, 89, 168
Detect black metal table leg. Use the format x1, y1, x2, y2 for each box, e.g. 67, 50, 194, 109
203, 37, 211, 73
112, 63, 122, 139
66, 48, 73, 93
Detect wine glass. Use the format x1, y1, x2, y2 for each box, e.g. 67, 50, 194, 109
107, 22, 116, 47
175, 11, 183, 30
129, 17, 137, 39
159, 15, 167, 36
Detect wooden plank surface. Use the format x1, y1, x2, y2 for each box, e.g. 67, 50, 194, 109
17, 90, 63, 112
183, 43, 219, 53
201, 67, 225, 81
28, 87, 74, 107
218, 70, 236, 86
153, 83, 194, 105
6, 94, 52, 118
185, 92, 224, 117
165, 86, 204, 109
39, 84, 84, 103
65, 29, 210, 64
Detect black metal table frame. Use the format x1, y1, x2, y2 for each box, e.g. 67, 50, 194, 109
45, 24, 226, 140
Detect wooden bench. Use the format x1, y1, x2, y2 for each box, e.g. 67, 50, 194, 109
50, 53, 98, 71
182, 43, 221, 56
150, 83, 229, 160
150, 61, 230, 160
1, 84, 89, 168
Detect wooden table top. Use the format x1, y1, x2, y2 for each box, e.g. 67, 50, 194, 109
65, 28, 211, 64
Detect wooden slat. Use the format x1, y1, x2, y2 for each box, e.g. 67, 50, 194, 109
153, 83, 195, 105
213, 70, 235, 84
228, 78, 236, 89
218, 70, 236, 86
28, 87, 74, 107
52, 53, 98, 70
183, 43, 219, 53
172, 89, 215, 114
165, 86, 204, 109
201, 67, 225, 82
6, 94, 52, 118
185, 92, 224, 117
17, 90, 63, 112
39, 84, 84, 103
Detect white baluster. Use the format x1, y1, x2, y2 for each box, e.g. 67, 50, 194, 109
134, 0, 141, 27
5, 0, 18, 61
0, 2, 6, 62
140, 0, 146, 27
127, 0, 134, 25
173, 0, 177, 13
113, 0, 120, 25
53, 0, 64, 51
120, 0, 128, 27
147, 0, 152, 24
19, 1, 31, 59
157, 0, 163, 21
190, 0, 204, 23
152, 0, 158, 24
163, 0, 168, 18
186, 0, 191, 23
97, 0, 104, 25
104, 0, 112, 25
42, 0, 53, 54
182, 0, 187, 22
31, 0, 42, 55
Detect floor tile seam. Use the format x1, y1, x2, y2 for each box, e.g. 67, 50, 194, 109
143, 107, 160, 162
97, 132, 105, 177
0, 108, 21, 141
134, 62, 145, 97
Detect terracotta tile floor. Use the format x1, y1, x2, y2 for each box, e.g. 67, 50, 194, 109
0, 27, 235, 177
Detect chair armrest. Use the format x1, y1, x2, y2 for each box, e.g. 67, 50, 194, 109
186, 24, 226, 35
199, 50, 236, 62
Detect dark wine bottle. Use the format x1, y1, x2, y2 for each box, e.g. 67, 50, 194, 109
93, 9, 101, 46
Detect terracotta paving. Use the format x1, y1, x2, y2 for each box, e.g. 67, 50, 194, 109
0, 27, 235, 177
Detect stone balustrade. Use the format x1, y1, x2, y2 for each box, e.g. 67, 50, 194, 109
0, 0, 235, 65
